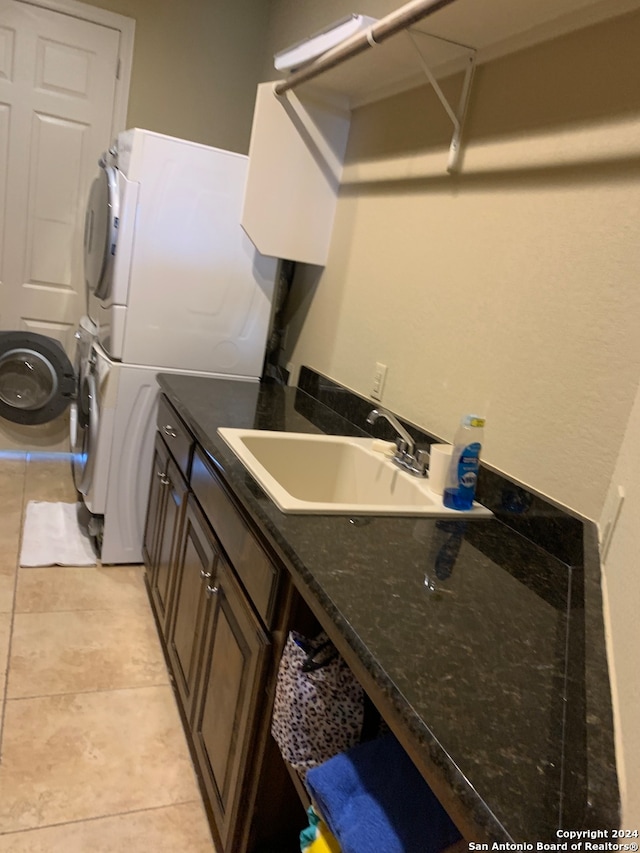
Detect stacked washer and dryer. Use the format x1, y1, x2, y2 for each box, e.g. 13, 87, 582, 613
0, 128, 278, 563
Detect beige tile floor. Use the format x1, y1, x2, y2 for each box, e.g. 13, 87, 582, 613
0, 452, 216, 850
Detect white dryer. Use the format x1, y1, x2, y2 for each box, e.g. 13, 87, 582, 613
83, 128, 278, 378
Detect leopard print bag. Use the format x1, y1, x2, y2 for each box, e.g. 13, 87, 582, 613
271, 630, 364, 777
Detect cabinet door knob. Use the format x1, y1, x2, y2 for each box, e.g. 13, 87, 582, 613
163, 424, 177, 438
159, 474, 170, 485
206, 584, 219, 598
200, 569, 212, 580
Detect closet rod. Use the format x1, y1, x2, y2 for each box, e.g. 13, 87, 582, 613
274, 0, 460, 97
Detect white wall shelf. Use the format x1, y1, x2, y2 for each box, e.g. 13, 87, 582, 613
273, 0, 471, 109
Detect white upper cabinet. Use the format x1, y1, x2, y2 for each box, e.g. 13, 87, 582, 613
241, 83, 351, 267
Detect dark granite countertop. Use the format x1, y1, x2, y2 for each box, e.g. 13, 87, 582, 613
156, 371, 618, 844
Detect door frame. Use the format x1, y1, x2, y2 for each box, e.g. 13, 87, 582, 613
15, 0, 135, 138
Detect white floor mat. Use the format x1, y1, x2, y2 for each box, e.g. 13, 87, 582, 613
20, 501, 97, 567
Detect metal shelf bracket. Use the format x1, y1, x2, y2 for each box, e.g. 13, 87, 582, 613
406, 30, 476, 172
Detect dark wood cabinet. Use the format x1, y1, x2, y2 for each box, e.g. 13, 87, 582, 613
191, 447, 280, 627
142, 433, 169, 570
166, 494, 217, 719
144, 394, 302, 853
192, 554, 270, 851
165, 492, 270, 850
144, 432, 188, 631
153, 453, 188, 627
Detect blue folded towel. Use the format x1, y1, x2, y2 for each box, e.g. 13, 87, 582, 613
306, 734, 462, 853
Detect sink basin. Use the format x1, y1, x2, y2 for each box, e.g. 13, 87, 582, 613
217, 428, 492, 517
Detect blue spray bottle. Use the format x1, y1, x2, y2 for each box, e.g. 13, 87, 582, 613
443, 415, 485, 511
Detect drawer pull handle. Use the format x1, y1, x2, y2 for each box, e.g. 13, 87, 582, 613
163, 425, 177, 438
200, 569, 212, 580
206, 584, 219, 598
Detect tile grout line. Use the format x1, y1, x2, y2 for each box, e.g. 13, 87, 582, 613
7, 682, 175, 704
0, 797, 206, 839
0, 453, 28, 764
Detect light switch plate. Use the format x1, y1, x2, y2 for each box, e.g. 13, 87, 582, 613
371, 362, 387, 401
601, 484, 625, 563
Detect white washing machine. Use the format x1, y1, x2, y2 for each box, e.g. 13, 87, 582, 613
69, 315, 104, 511
81, 339, 251, 564
84, 127, 278, 376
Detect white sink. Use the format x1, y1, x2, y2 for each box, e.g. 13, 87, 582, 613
217, 429, 492, 517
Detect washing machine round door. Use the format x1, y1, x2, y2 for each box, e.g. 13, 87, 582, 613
0, 332, 75, 425
70, 361, 99, 496
84, 161, 119, 301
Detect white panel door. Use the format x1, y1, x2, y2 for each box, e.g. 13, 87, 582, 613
0, 0, 121, 352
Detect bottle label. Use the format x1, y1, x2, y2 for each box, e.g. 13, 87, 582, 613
463, 415, 485, 429
456, 441, 481, 498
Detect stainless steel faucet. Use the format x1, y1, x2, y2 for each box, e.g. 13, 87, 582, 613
366, 407, 415, 454
366, 407, 428, 476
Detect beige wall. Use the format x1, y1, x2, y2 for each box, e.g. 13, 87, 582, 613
602, 387, 640, 824
283, 11, 640, 523
83, 0, 271, 153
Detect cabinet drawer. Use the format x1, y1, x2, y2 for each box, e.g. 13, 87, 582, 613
191, 447, 279, 628
157, 395, 193, 479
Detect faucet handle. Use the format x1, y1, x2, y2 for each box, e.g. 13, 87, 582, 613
414, 448, 430, 476
395, 437, 409, 456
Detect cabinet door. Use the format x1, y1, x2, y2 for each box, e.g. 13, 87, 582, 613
192, 555, 270, 852
242, 82, 350, 266
166, 495, 217, 719
142, 433, 169, 574
150, 454, 188, 633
